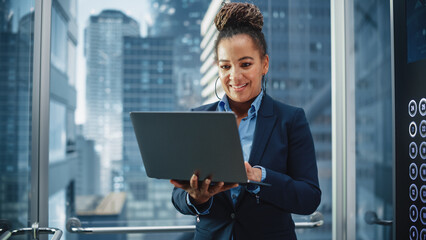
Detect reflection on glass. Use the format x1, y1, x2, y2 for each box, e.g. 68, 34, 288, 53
48, 1, 78, 240
353, 0, 393, 239
0, 0, 34, 231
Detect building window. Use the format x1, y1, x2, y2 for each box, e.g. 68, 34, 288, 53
51, 6, 68, 73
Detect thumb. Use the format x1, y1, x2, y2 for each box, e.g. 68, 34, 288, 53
244, 162, 252, 173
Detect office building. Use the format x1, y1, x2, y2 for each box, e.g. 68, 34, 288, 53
0, 1, 33, 226
122, 36, 193, 240
75, 130, 101, 196
148, 0, 210, 110
84, 10, 140, 194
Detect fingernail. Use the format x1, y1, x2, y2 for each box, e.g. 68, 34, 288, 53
205, 179, 211, 184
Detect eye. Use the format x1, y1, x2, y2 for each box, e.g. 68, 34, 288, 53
220, 65, 231, 70
241, 62, 252, 68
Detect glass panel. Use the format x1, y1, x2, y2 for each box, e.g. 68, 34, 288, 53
352, 0, 393, 239
249, 1, 332, 239
48, 1, 77, 240
0, 0, 35, 233
48, 0, 331, 239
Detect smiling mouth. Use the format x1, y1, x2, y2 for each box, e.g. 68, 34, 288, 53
231, 83, 248, 89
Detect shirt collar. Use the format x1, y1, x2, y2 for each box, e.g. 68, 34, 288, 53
218, 90, 264, 117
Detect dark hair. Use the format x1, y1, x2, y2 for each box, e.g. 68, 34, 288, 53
214, 2, 267, 62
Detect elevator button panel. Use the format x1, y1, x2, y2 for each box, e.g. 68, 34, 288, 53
408, 99, 426, 236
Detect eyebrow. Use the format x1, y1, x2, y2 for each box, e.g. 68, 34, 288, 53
218, 56, 254, 62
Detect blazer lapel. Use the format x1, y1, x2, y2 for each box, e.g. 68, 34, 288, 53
248, 94, 277, 167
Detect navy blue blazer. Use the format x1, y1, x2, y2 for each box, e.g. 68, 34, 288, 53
172, 94, 321, 240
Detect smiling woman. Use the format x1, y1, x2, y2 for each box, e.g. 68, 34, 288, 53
216, 34, 269, 116
171, 2, 321, 240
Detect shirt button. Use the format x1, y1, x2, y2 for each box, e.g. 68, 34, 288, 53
230, 213, 236, 219
232, 194, 237, 199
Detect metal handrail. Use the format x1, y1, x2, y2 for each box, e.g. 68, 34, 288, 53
364, 211, 393, 226
0, 225, 62, 240
294, 211, 324, 228
0, 231, 11, 240
67, 211, 323, 234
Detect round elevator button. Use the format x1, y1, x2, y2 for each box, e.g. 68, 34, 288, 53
410, 205, 419, 222
420, 142, 426, 160
410, 142, 418, 159
410, 163, 418, 181
420, 229, 426, 240
421, 164, 426, 181
420, 120, 426, 138
411, 122, 418, 138
410, 100, 418, 117
421, 185, 426, 203
410, 226, 419, 240
420, 98, 426, 116
421, 207, 426, 225
410, 184, 419, 202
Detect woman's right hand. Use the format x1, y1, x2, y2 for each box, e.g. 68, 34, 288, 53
170, 174, 238, 205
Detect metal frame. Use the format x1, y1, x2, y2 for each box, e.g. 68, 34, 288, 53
389, 0, 396, 239
331, 0, 353, 239
31, 0, 52, 234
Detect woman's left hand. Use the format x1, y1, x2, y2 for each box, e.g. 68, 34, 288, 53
244, 162, 262, 182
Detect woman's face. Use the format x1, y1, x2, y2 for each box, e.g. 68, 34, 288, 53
217, 34, 269, 104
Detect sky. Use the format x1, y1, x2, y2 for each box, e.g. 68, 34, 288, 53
75, 0, 151, 124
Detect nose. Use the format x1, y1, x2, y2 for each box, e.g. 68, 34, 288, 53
229, 67, 242, 82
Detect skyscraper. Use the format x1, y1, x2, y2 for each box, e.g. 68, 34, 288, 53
148, 0, 210, 110
84, 10, 140, 194
0, 0, 33, 226
122, 36, 193, 240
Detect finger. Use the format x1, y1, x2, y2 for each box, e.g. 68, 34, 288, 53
244, 162, 252, 175
200, 178, 211, 193
208, 181, 224, 193
170, 180, 189, 189
190, 174, 199, 190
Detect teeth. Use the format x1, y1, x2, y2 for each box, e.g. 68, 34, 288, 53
233, 83, 248, 89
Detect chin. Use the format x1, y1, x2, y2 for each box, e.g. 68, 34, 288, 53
229, 94, 251, 103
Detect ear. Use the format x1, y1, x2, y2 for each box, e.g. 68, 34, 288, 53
262, 54, 270, 75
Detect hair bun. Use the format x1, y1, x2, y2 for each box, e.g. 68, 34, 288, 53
214, 3, 263, 32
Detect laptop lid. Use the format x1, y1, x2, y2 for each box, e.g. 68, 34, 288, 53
129, 112, 249, 184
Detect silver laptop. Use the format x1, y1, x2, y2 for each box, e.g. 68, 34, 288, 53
130, 112, 270, 186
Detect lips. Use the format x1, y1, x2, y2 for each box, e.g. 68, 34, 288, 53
231, 83, 248, 90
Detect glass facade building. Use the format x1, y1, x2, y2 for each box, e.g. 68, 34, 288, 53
148, 0, 210, 110
0, 0, 34, 228
84, 10, 140, 194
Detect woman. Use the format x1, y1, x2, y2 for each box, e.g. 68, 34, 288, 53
171, 2, 321, 239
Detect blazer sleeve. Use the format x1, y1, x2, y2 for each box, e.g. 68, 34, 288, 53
259, 108, 321, 215
172, 187, 197, 215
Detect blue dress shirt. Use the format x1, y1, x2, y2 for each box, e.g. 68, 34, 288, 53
187, 91, 266, 213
